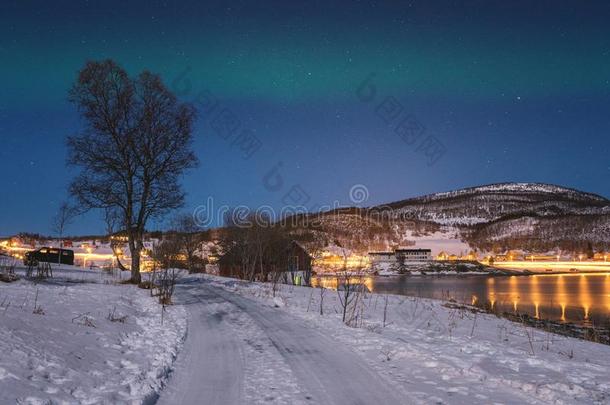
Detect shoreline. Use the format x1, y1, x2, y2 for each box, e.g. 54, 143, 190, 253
445, 300, 610, 346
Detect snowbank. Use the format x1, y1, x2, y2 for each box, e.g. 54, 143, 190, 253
0, 267, 186, 404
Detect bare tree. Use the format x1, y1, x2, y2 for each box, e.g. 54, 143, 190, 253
337, 271, 360, 324
218, 213, 257, 281
52, 202, 77, 250
103, 207, 128, 271
17, 233, 38, 248
396, 253, 407, 274
152, 238, 182, 305
336, 252, 367, 325
171, 213, 204, 273
319, 286, 326, 316
219, 211, 293, 285
67, 60, 198, 283
219, 211, 265, 281
293, 229, 327, 286
267, 233, 292, 296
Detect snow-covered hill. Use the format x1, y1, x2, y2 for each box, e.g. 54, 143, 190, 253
293, 183, 610, 254
375, 182, 609, 226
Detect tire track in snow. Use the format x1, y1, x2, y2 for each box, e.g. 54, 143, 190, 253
204, 282, 407, 405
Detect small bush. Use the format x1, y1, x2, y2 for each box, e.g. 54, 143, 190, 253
0, 273, 19, 283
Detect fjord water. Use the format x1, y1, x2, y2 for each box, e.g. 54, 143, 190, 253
314, 273, 610, 325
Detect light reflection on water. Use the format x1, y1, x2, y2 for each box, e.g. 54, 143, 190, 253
311, 273, 610, 325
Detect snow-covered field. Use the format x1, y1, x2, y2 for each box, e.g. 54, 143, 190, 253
202, 275, 610, 404
0, 266, 186, 404
3, 267, 610, 404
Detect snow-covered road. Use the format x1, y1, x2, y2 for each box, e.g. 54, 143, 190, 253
157, 278, 406, 405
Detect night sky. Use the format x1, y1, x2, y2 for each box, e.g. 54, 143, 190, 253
1, 1, 610, 235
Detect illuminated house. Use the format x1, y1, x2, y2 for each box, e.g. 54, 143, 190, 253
495, 251, 525, 262
436, 251, 449, 260
462, 251, 479, 261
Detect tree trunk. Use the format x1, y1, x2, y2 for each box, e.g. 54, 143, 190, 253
131, 249, 141, 284
187, 252, 194, 273
129, 233, 142, 284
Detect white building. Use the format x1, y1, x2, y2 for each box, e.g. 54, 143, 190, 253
395, 249, 432, 262
368, 248, 433, 268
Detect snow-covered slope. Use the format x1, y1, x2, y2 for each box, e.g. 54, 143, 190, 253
0, 266, 186, 404
293, 183, 610, 254
376, 182, 609, 226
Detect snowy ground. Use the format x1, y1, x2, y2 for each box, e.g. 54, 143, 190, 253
3, 267, 610, 404
158, 278, 406, 405
160, 274, 610, 405
0, 266, 186, 404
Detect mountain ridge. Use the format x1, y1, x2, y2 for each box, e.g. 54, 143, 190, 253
374, 182, 609, 210
299, 182, 610, 253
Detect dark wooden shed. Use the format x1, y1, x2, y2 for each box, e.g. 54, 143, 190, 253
218, 240, 312, 285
